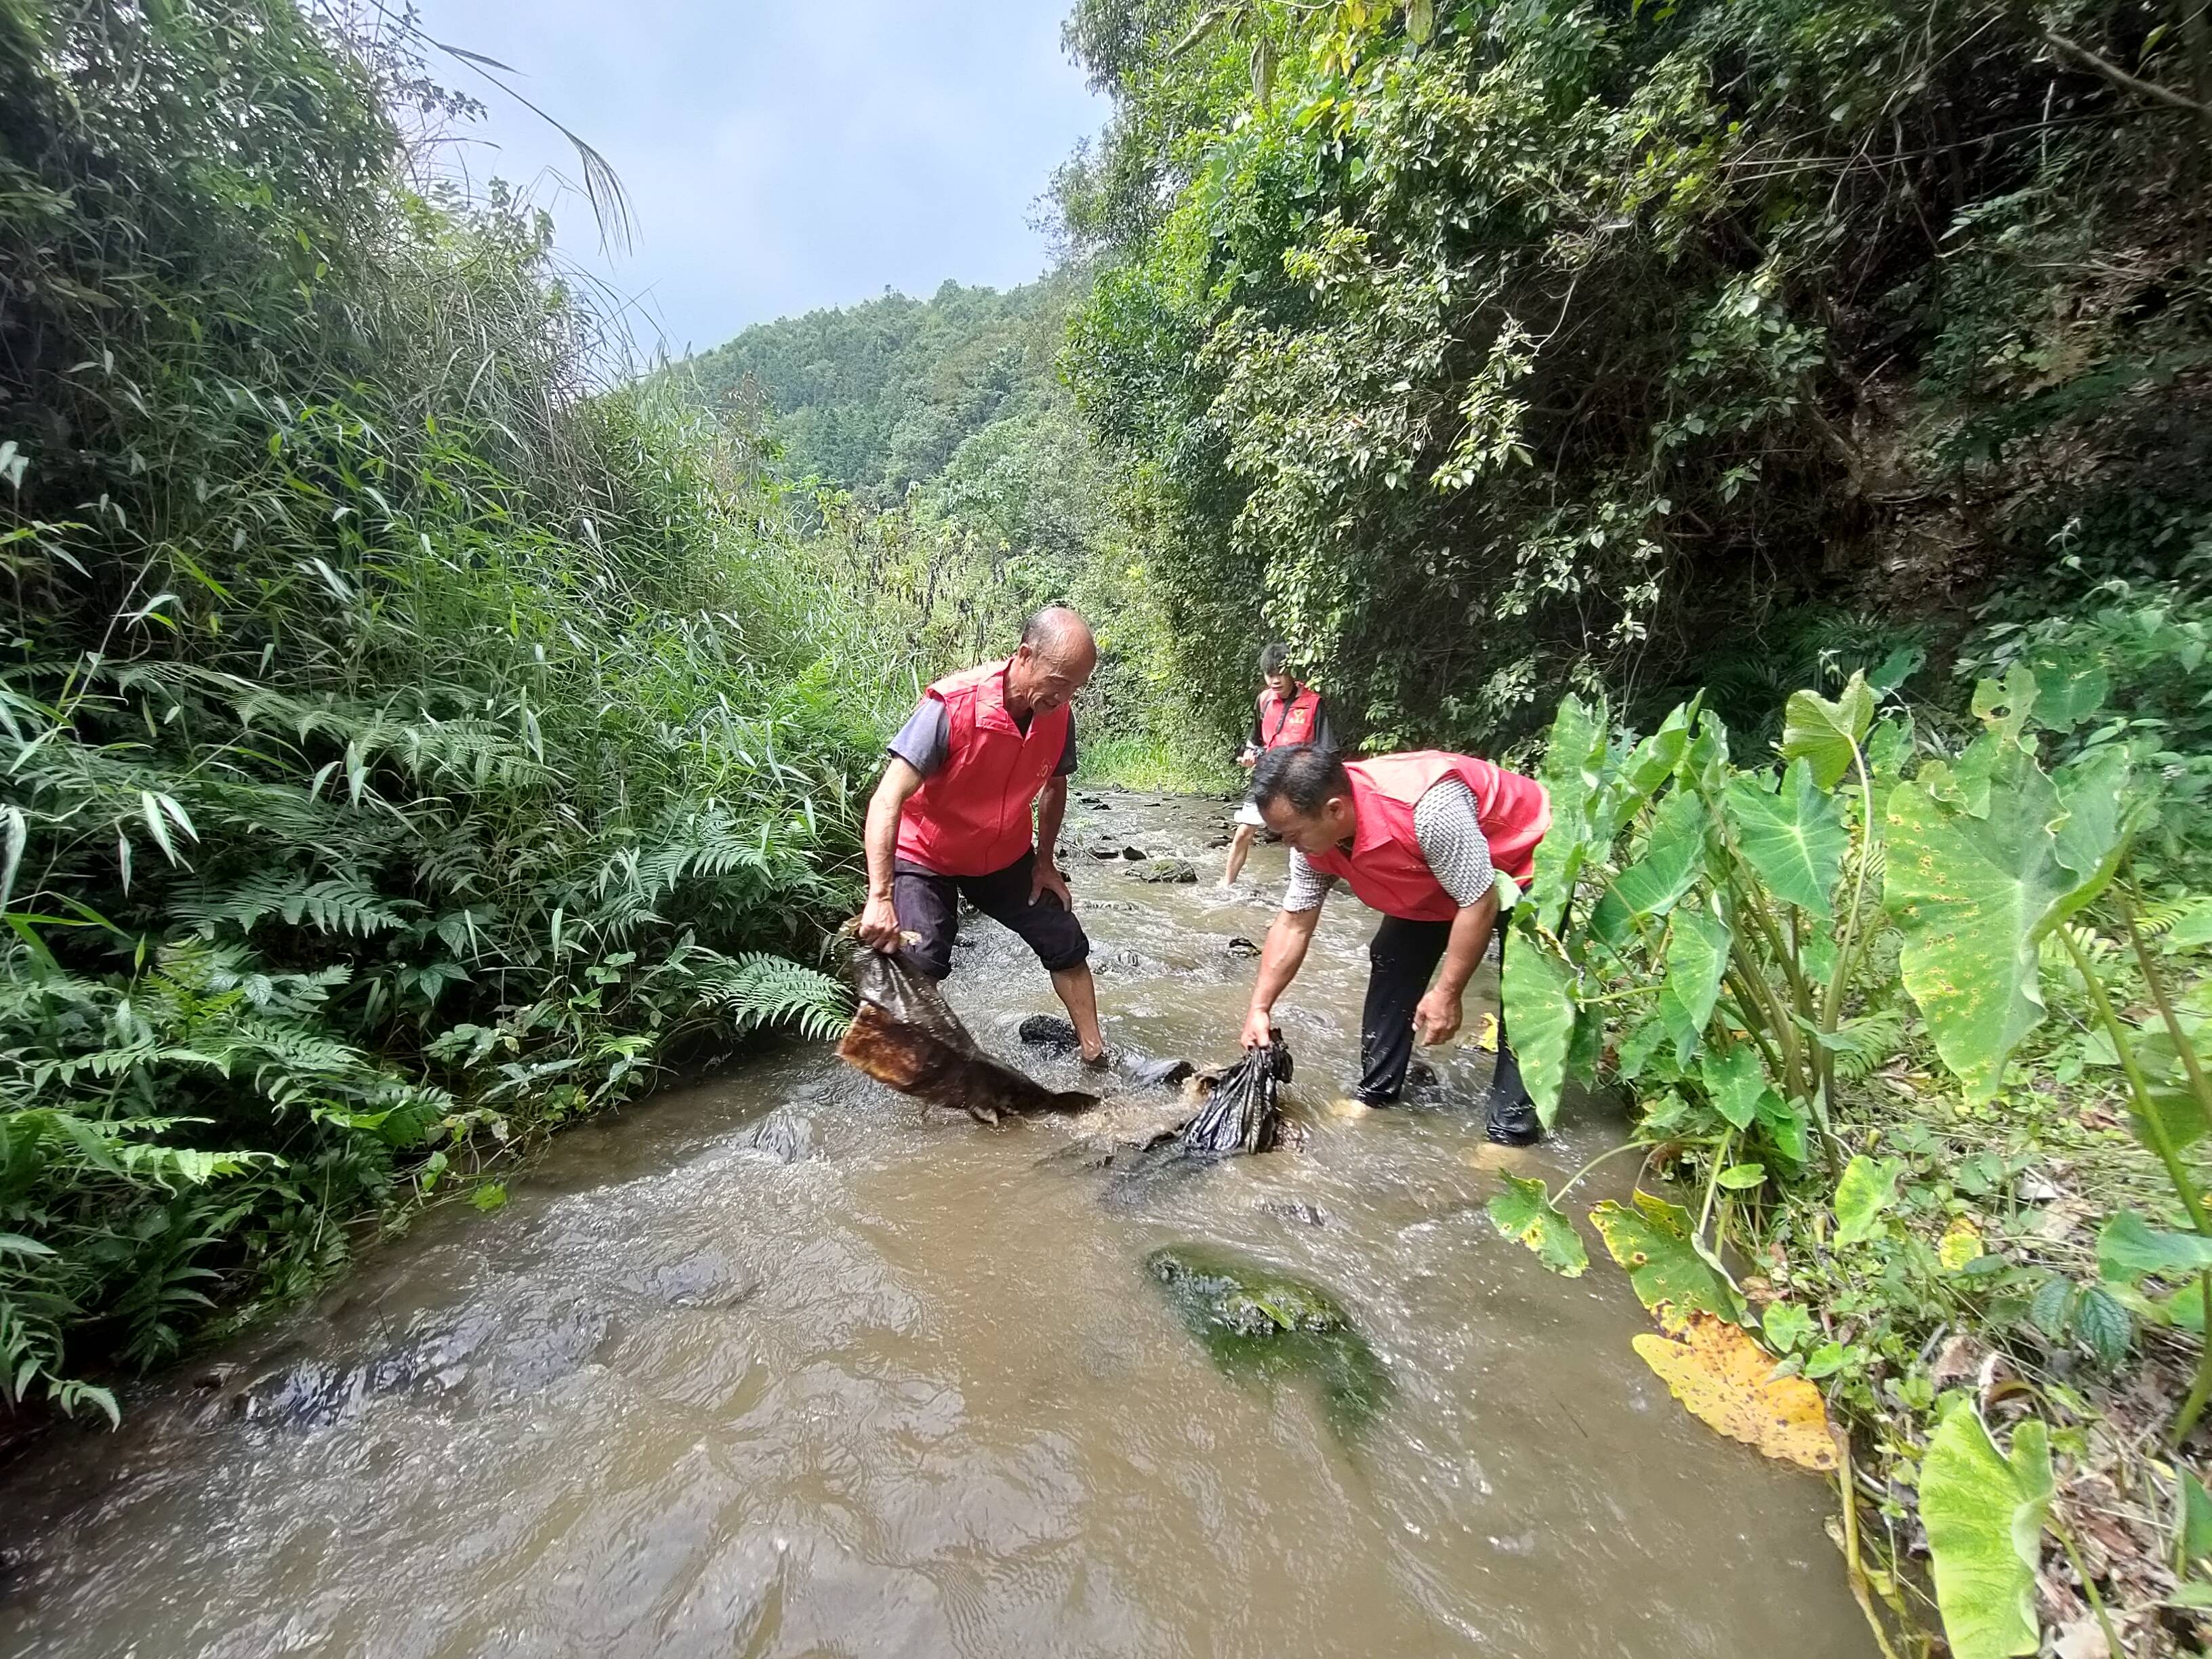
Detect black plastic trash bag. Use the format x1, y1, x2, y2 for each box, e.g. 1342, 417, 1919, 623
838, 941, 1097, 1123
1175, 1039, 1293, 1158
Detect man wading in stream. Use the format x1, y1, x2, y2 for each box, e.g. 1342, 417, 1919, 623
1237, 745, 1550, 1144
857, 607, 1110, 1065
1220, 642, 1335, 888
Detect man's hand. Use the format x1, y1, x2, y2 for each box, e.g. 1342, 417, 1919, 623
857, 893, 903, 953
1240, 1004, 1275, 1050
1237, 745, 1260, 770
1031, 858, 1074, 913
1413, 987, 1463, 1046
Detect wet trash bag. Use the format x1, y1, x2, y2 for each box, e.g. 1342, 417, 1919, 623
837, 943, 1097, 1123
1175, 1040, 1292, 1158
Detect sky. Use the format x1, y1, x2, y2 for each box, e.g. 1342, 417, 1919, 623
405, 0, 1109, 358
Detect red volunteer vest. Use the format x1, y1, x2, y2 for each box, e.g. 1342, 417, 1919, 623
897, 659, 1070, 878
1256, 684, 1323, 750
1305, 751, 1550, 922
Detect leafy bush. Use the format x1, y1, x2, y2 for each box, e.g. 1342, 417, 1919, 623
0, 0, 873, 1417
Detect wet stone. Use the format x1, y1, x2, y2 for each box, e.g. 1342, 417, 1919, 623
1145, 1244, 1392, 1436
1133, 859, 1199, 884
1261, 1200, 1330, 1229
743, 1109, 815, 1164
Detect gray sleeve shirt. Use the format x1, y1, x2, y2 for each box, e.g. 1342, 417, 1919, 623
887, 697, 1078, 779
1279, 777, 1494, 914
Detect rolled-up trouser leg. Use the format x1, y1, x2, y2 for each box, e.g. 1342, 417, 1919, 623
1357, 915, 1452, 1105
890, 862, 961, 980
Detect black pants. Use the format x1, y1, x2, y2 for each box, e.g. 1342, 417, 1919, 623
1357, 914, 1529, 1111
893, 851, 1090, 981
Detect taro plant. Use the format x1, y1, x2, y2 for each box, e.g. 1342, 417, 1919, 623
1488, 668, 1915, 1311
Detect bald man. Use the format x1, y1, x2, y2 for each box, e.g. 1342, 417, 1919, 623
857, 607, 1109, 1063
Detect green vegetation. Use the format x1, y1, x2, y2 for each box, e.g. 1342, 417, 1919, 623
12, 0, 2212, 1649
0, 0, 876, 1421
1049, 3, 2212, 1649
668, 274, 1234, 785
1486, 660, 2212, 1652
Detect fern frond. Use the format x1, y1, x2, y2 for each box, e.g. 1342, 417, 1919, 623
697, 952, 852, 1041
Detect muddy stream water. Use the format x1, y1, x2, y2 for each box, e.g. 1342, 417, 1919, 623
0, 792, 1872, 1658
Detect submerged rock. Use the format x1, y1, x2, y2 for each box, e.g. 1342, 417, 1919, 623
743, 1109, 815, 1164
1133, 858, 1200, 884
1017, 1016, 1195, 1088
1144, 1244, 1391, 1435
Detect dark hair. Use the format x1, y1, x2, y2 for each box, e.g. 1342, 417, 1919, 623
1252, 744, 1349, 816
1258, 642, 1293, 676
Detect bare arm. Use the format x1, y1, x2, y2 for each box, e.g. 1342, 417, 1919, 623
1242, 905, 1322, 1047
859, 758, 926, 950
1414, 888, 1500, 1045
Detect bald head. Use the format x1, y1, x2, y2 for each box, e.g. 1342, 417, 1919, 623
1008, 605, 1097, 716
1021, 605, 1097, 668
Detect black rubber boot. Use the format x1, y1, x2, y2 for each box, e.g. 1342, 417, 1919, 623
1485, 1094, 1542, 1145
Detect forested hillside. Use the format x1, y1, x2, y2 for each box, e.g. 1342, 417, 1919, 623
671, 276, 1200, 776
680, 279, 1063, 505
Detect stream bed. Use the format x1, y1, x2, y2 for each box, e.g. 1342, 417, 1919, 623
0, 792, 1872, 1658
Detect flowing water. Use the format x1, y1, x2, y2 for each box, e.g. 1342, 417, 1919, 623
0, 793, 1872, 1658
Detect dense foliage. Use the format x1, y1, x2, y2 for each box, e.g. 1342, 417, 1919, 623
0, 0, 878, 1419
671, 273, 1231, 779
1056, 0, 2212, 756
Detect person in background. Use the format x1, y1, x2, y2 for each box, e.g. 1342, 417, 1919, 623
1235, 744, 1550, 1144
1220, 642, 1335, 887
856, 607, 1109, 1065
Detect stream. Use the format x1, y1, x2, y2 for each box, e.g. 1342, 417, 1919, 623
0, 792, 1873, 1658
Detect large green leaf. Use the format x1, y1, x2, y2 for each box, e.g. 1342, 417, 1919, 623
1779, 672, 1874, 790
2050, 743, 2131, 919
1832, 1155, 1900, 1248
1970, 665, 2040, 747
1529, 694, 1608, 933
2028, 651, 2109, 731
1721, 759, 1847, 920
1600, 788, 1711, 925
1487, 1174, 1589, 1276
1699, 1041, 1767, 1132
2181, 1469, 2212, 1567
1753, 1088, 1810, 1166
1616, 700, 1698, 812
1502, 924, 1578, 1128
1588, 1191, 1743, 1321
1884, 745, 2071, 1102
1919, 1406, 2052, 1659
2096, 1210, 2212, 1283
1658, 906, 1732, 1065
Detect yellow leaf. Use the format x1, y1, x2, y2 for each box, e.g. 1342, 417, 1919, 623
1632, 1312, 1839, 1473
1939, 1216, 1984, 1271
1475, 1010, 1498, 1052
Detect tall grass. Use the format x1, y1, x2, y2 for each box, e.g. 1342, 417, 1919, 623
0, 0, 890, 1418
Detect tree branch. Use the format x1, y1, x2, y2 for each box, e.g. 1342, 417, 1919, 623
2040, 27, 2212, 118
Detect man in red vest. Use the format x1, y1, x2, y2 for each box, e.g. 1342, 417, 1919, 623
857, 607, 1108, 1065
1237, 745, 1550, 1143
1221, 642, 1334, 887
